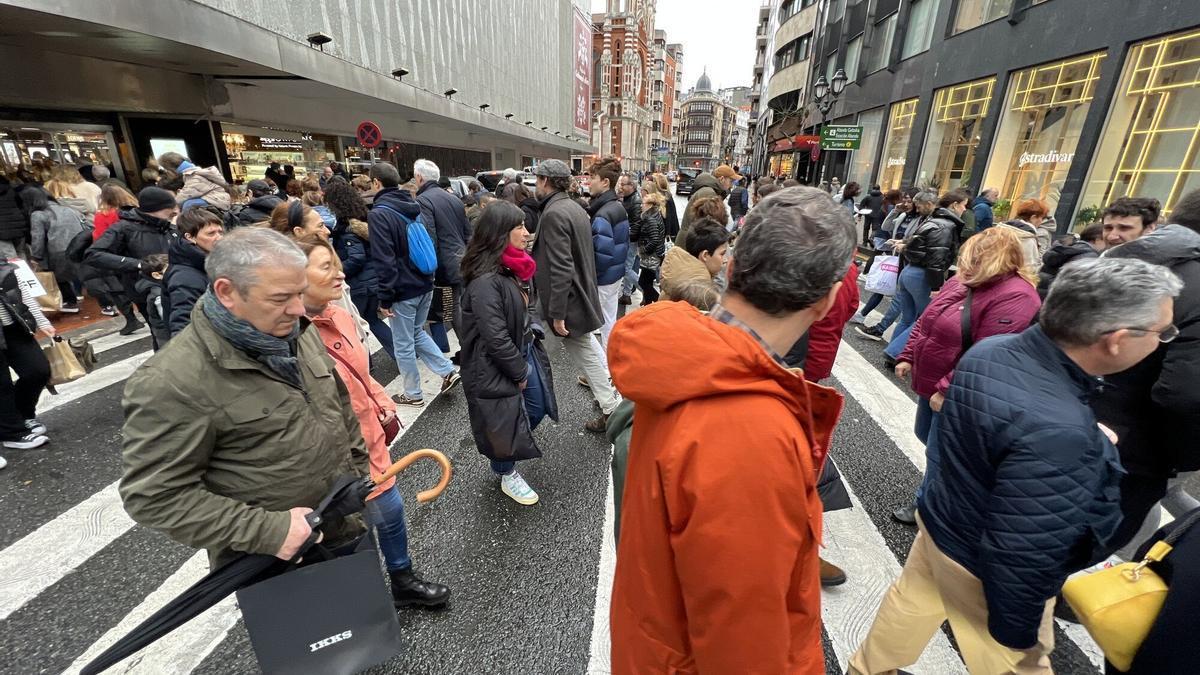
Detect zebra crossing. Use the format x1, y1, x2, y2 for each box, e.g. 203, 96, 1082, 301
0, 316, 1108, 674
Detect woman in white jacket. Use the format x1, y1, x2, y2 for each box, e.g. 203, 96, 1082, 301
157, 151, 231, 210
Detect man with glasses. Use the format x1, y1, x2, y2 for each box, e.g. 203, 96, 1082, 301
1094, 191, 1200, 553
850, 257, 1182, 674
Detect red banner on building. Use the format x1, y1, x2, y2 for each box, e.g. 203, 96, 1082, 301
573, 11, 592, 136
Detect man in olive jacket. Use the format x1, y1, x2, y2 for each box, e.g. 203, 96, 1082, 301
119, 228, 369, 568
531, 159, 619, 431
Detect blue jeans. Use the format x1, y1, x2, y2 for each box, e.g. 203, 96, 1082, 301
621, 246, 640, 296
350, 290, 394, 363
367, 484, 411, 571
390, 292, 456, 398
874, 292, 903, 331
885, 265, 932, 358
860, 292, 885, 317
915, 401, 943, 500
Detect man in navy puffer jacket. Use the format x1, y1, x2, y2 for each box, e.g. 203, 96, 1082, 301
850, 257, 1183, 675
585, 157, 630, 351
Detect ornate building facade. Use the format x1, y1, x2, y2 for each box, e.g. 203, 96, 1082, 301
591, 0, 656, 173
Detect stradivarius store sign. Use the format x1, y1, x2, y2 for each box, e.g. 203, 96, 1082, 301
1018, 150, 1073, 167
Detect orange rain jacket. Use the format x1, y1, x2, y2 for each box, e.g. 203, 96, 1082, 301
607, 302, 844, 674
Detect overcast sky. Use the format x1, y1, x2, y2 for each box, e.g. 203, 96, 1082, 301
589, 0, 758, 92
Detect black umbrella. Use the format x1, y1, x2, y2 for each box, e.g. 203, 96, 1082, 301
81, 450, 452, 675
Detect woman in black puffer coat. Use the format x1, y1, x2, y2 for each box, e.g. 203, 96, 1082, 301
459, 201, 557, 506
633, 187, 667, 305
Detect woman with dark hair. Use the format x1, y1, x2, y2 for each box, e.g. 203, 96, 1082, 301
324, 180, 393, 358
840, 181, 862, 213
459, 201, 557, 505
295, 234, 450, 608
267, 201, 328, 241
284, 178, 303, 201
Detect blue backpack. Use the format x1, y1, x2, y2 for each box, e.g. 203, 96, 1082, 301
377, 204, 438, 275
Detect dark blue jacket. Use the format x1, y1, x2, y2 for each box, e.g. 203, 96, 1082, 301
416, 181, 471, 287
163, 237, 208, 337
369, 187, 432, 305
972, 196, 995, 232
332, 217, 376, 298
918, 325, 1124, 650
586, 189, 630, 287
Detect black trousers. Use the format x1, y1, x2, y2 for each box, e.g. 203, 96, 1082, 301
637, 267, 660, 304
0, 323, 50, 439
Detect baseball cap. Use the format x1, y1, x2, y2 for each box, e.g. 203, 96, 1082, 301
246, 179, 274, 197
713, 165, 740, 181
535, 159, 571, 178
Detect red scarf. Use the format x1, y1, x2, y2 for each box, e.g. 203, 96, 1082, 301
500, 244, 536, 281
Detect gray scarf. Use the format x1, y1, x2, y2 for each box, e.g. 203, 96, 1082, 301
200, 291, 303, 388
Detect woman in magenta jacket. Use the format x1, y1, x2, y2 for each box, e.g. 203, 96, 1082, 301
891, 226, 1042, 524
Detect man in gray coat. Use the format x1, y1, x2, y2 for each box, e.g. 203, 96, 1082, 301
532, 160, 619, 431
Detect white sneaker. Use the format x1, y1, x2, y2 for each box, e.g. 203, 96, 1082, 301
3, 433, 48, 450
0, 455, 7, 469
500, 470, 539, 505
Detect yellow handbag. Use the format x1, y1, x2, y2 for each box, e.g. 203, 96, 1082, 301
1062, 510, 1200, 671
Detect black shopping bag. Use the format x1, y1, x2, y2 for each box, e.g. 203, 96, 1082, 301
236, 537, 403, 675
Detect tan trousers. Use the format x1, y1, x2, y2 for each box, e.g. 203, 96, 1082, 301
849, 516, 1056, 675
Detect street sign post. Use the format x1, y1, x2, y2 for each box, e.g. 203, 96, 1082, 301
820, 125, 863, 150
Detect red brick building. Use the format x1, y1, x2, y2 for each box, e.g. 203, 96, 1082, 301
590, 0, 656, 173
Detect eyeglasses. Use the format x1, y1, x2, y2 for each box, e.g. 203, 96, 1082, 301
1103, 324, 1179, 343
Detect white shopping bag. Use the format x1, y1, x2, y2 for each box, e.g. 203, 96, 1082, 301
864, 255, 900, 296
8, 258, 46, 296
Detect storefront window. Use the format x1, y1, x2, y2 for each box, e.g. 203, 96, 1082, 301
0, 123, 118, 179
982, 52, 1104, 212
221, 125, 338, 185
769, 152, 796, 178
879, 98, 918, 190
848, 107, 885, 188
1081, 28, 1200, 219
868, 13, 897, 74
901, 0, 941, 60
917, 77, 996, 191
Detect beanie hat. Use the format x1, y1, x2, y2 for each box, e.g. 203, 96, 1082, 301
138, 186, 177, 213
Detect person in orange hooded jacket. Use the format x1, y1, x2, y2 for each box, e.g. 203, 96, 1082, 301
295, 235, 451, 610
607, 187, 856, 674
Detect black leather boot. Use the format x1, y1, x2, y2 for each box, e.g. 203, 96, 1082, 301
388, 568, 450, 609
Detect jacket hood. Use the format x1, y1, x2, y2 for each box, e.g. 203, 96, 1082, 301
608, 302, 843, 452
373, 187, 421, 219
930, 207, 965, 227
1043, 241, 1098, 270
168, 236, 208, 270
1000, 220, 1038, 240
659, 245, 712, 299
973, 195, 993, 207
55, 196, 91, 214
247, 194, 282, 212
348, 218, 369, 240
1106, 223, 1200, 268
691, 172, 726, 197
120, 206, 172, 232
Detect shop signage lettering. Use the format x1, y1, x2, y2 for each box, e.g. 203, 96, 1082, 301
1018, 150, 1074, 167
820, 125, 863, 150
573, 11, 593, 136
886, 157, 905, 167
258, 137, 305, 149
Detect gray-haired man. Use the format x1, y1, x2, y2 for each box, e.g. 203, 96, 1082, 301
119, 227, 368, 568
851, 257, 1182, 674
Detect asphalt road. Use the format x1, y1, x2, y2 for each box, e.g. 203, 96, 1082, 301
0, 201, 1118, 674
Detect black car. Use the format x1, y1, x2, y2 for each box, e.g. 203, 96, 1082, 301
675, 168, 701, 196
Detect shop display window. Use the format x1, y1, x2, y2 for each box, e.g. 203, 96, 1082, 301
0, 124, 117, 179
848, 107, 885, 188
982, 52, 1105, 212
917, 77, 996, 191
879, 98, 918, 190
1081, 28, 1200, 220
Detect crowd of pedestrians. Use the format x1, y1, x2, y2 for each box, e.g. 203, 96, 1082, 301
2, 146, 1200, 674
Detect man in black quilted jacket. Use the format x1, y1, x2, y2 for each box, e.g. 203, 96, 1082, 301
850, 257, 1182, 675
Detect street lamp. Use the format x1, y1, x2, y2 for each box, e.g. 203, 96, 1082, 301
812, 68, 847, 183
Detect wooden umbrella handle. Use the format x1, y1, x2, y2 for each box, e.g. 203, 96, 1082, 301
374, 449, 452, 503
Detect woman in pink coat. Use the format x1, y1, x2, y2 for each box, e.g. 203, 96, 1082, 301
296, 235, 451, 608
891, 226, 1042, 524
